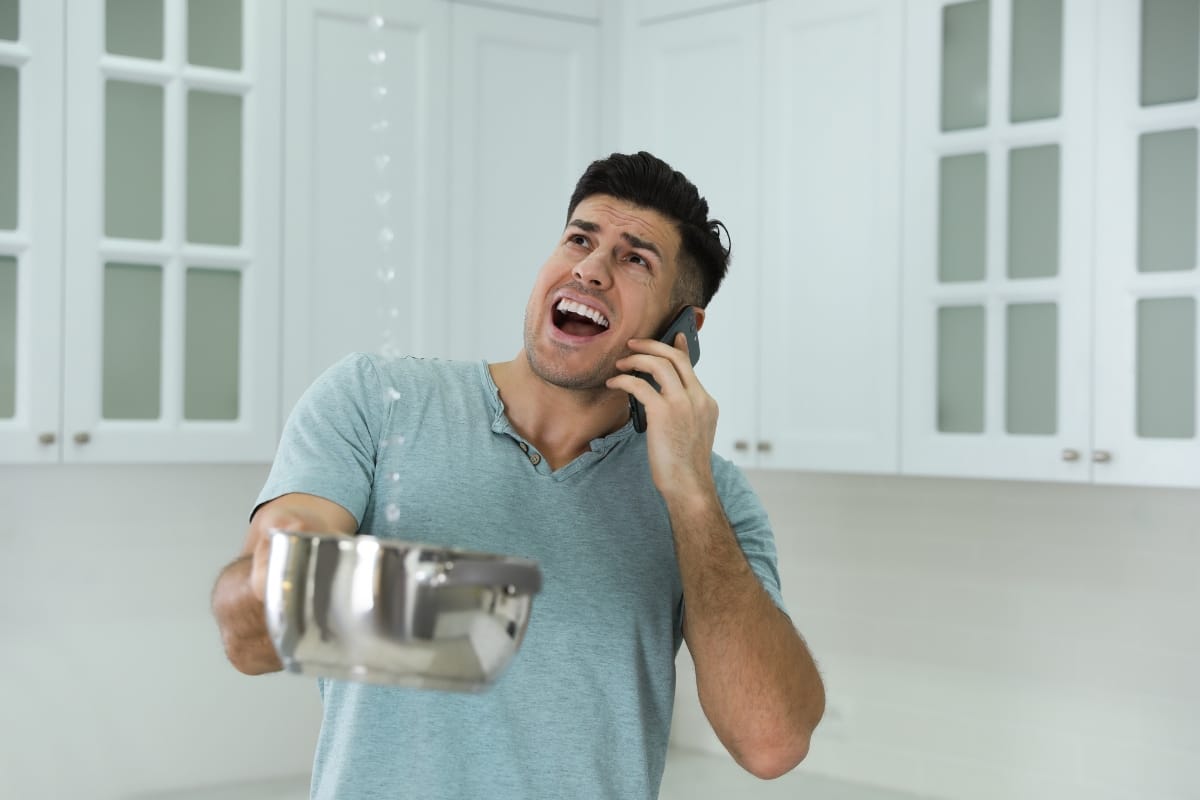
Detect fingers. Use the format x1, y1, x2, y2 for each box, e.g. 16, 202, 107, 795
615, 334, 695, 388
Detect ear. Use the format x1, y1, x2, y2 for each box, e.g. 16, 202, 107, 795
692, 305, 706, 332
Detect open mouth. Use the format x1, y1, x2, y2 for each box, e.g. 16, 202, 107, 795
552, 298, 610, 338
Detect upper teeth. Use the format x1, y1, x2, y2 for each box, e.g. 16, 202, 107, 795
557, 298, 609, 328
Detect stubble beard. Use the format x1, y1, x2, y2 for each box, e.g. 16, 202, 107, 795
522, 307, 623, 393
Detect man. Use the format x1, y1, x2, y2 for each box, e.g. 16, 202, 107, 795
212, 151, 825, 799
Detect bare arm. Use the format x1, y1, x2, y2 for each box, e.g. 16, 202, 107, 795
669, 489, 825, 779
211, 492, 358, 675
609, 334, 825, 779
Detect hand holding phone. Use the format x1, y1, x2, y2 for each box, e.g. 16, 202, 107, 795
629, 306, 701, 433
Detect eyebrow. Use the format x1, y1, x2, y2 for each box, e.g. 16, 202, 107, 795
566, 218, 664, 261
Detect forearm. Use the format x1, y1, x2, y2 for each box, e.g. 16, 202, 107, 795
667, 489, 825, 778
211, 556, 282, 675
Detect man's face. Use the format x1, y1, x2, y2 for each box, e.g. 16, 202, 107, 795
522, 194, 683, 391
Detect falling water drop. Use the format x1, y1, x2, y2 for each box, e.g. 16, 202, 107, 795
389, 472, 401, 482
376, 266, 396, 282
367, 13, 385, 31
385, 504, 401, 522
385, 387, 402, 401
369, 119, 391, 134
367, 48, 388, 65
374, 153, 391, 172
374, 189, 392, 206
377, 227, 396, 247
371, 84, 389, 100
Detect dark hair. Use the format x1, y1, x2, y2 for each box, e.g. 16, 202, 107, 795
566, 151, 731, 308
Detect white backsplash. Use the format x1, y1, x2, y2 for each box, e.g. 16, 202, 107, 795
2, 465, 1196, 799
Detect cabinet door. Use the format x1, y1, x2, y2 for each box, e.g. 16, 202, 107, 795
61, 0, 282, 462
280, 0, 450, 414
0, 0, 63, 464
758, 0, 902, 473
620, 3, 763, 467
901, 0, 1094, 481
1093, 0, 1200, 487
447, 3, 601, 363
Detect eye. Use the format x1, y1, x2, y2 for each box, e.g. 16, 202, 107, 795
567, 233, 590, 248
627, 253, 649, 268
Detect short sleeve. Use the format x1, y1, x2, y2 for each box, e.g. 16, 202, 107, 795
712, 457, 789, 616
253, 353, 387, 527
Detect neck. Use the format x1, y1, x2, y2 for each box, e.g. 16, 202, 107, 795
488, 352, 631, 470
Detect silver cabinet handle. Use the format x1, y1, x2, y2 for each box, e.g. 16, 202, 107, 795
73, 432, 91, 445
1092, 450, 1112, 463
1061, 449, 1080, 462
756, 441, 772, 453
733, 440, 749, 452
38, 432, 56, 445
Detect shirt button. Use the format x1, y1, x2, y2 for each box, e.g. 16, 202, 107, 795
529, 452, 542, 466
518, 442, 529, 453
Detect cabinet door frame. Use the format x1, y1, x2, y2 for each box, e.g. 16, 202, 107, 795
1092, 0, 1200, 487
279, 0, 450, 417
0, 0, 65, 464
900, 0, 1096, 482
759, 0, 903, 473
447, 3, 601, 363
61, 0, 282, 463
619, 1, 765, 468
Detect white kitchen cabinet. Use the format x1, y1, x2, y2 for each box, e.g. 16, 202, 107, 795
902, 0, 1200, 488
280, 0, 601, 397
623, 0, 903, 473
446, 2, 601, 363
1093, 0, 1200, 487
633, 0, 763, 24
0, 0, 63, 464
0, 0, 283, 464
620, 3, 764, 467
758, 0, 903, 473
280, 0, 451, 413
451, 0, 602, 22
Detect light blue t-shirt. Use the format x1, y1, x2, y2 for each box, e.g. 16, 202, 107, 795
256, 353, 786, 800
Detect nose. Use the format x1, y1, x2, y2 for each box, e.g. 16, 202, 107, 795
572, 248, 613, 289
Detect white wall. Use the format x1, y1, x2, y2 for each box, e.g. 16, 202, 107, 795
0, 465, 320, 800
3, 466, 1197, 799
672, 472, 1200, 800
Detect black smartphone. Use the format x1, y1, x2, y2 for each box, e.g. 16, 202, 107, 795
629, 306, 701, 433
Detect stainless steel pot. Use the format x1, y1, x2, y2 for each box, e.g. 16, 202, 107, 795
263, 530, 542, 692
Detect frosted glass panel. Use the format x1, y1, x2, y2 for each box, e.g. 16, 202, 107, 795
1141, 0, 1200, 106
188, 0, 242, 70
941, 0, 990, 131
1137, 297, 1196, 438
0, 0, 15, 43
1008, 145, 1060, 279
185, 268, 240, 420
187, 91, 242, 245
106, 81, 164, 240
0, 255, 14, 418
1010, 0, 1062, 122
1139, 129, 1197, 273
939, 153, 987, 282
0, 66, 15, 231
1006, 303, 1058, 434
106, 0, 164, 60
103, 263, 162, 419
938, 305, 986, 433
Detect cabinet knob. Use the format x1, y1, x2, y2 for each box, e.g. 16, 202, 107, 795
756, 441, 772, 453
73, 432, 91, 445
733, 440, 749, 452
1092, 450, 1112, 463
1061, 448, 1080, 462
38, 432, 56, 445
